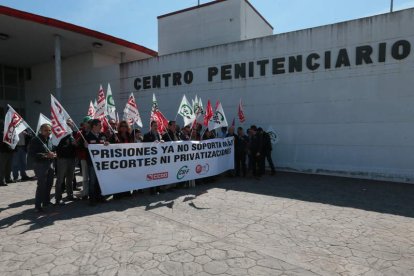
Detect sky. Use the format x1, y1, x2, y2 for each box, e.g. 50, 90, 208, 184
1, 0, 414, 51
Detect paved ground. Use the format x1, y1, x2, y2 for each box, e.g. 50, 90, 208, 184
0, 171, 413, 276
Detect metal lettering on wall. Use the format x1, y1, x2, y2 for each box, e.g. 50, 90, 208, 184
133, 40, 411, 91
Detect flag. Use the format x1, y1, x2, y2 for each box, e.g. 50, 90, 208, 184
101, 116, 110, 134
194, 96, 204, 122
238, 99, 246, 123
204, 100, 213, 127
106, 83, 116, 120
177, 95, 195, 126
208, 101, 228, 130
123, 93, 143, 128
95, 85, 106, 118
116, 112, 120, 125
36, 113, 59, 145
87, 101, 96, 117
231, 118, 235, 128
150, 94, 169, 134
93, 99, 98, 110
3, 105, 30, 149
36, 113, 51, 134
50, 94, 72, 144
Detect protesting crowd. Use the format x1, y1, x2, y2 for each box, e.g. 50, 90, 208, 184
1, 84, 276, 213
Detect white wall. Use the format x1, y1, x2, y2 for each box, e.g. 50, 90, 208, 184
121, 8, 414, 183
158, 0, 272, 55
25, 51, 121, 126
240, 0, 273, 40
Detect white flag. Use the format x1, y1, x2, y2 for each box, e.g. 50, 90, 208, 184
87, 101, 96, 117
36, 113, 51, 134
93, 99, 98, 110
36, 113, 59, 146
208, 101, 228, 130
51, 94, 72, 144
123, 93, 143, 128
194, 96, 205, 125
106, 83, 116, 120
177, 95, 195, 126
95, 85, 106, 118
3, 105, 30, 149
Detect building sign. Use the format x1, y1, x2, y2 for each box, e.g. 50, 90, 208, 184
133, 40, 411, 91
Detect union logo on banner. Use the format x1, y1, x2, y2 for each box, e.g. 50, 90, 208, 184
4, 112, 23, 145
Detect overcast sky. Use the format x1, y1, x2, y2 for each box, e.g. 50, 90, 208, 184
1, 0, 414, 51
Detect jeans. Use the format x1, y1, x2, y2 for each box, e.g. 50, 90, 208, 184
12, 146, 28, 180
34, 162, 54, 208
55, 158, 76, 201
0, 151, 13, 183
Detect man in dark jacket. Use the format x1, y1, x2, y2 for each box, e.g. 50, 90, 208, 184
0, 120, 14, 186
28, 123, 56, 212
162, 121, 178, 142
261, 129, 276, 175
235, 127, 248, 177
54, 132, 77, 205
143, 121, 162, 142
248, 125, 263, 179
85, 119, 108, 206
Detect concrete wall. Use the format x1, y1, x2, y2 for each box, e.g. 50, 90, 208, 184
121, 8, 414, 183
25, 51, 121, 126
240, 0, 273, 40
158, 0, 272, 55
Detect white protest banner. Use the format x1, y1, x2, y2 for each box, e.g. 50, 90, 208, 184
88, 137, 234, 195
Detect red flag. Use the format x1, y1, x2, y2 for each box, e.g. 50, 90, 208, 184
95, 85, 106, 118
101, 116, 109, 133
87, 101, 95, 117
150, 94, 169, 134
151, 111, 169, 134
204, 100, 213, 127
238, 99, 246, 123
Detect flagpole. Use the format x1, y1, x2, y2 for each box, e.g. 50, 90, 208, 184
25, 123, 52, 153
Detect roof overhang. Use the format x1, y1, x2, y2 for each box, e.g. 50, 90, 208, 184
0, 6, 157, 67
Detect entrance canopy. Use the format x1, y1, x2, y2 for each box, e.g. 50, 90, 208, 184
0, 6, 157, 67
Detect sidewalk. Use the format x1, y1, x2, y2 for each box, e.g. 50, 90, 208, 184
0, 171, 413, 275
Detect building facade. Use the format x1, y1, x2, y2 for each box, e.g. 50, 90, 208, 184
120, 3, 414, 183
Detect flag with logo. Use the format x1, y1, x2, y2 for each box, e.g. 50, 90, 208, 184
208, 101, 228, 130
106, 83, 116, 120
194, 96, 205, 125
95, 85, 106, 118
87, 101, 96, 117
123, 93, 143, 128
150, 94, 169, 134
50, 94, 72, 144
177, 95, 195, 126
36, 113, 59, 145
238, 99, 246, 123
204, 100, 213, 127
2, 105, 30, 149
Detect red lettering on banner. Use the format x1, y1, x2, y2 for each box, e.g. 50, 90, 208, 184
50, 108, 66, 138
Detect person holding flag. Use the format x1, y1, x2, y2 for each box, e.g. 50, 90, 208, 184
2, 105, 32, 185
28, 123, 56, 212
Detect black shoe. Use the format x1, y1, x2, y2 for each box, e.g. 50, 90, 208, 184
65, 195, 78, 201
35, 207, 44, 213
21, 176, 31, 181
43, 201, 52, 207
81, 195, 88, 200
0, 183, 7, 186
5, 179, 15, 184
54, 200, 65, 206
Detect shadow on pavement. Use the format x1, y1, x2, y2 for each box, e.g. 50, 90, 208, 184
221, 172, 414, 218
